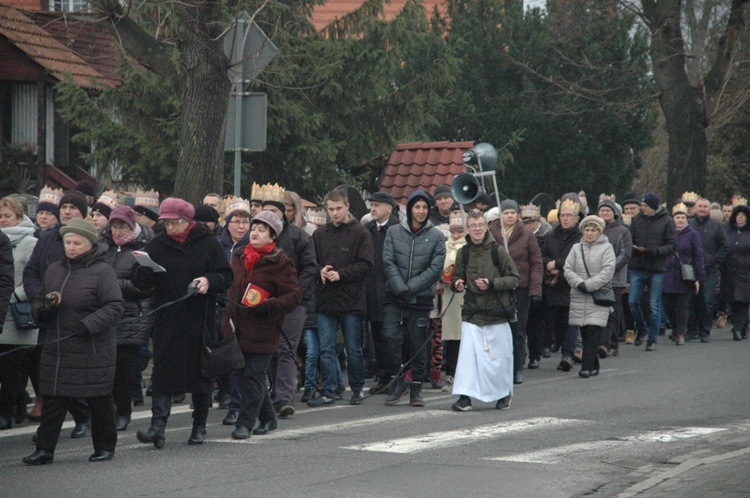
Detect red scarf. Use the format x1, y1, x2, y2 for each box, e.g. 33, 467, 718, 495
166, 221, 195, 244
243, 241, 276, 274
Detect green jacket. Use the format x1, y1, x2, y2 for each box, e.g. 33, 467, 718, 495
452, 233, 520, 326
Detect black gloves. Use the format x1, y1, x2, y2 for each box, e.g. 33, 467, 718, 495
576, 283, 588, 294
398, 291, 414, 304
530, 295, 543, 307
246, 302, 270, 320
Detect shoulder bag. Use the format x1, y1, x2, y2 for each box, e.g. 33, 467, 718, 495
675, 253, 696, 283
10, 291, 37, 330
580, 246, 616, 307
200, 319, 245, 378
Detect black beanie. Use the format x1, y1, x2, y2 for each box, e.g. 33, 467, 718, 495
59, 190, 88, 218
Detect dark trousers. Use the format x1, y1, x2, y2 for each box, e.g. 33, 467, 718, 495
113, 344, 138, 417
663, 293, 691, 336
580, 325, 601, 372
692, 271, 718, 337
272, 305, 305, 405
237, 353, 276, 431
730, 302, 750, 334
382, 304, 430, 381
526, 295, 546, 360
369, 320, 388, 379
37, 394, 116, 453
0, 344, 26, 418
545, 305, 570, 353
443, 340, 460, 377
509, 288, 529, 373
600, 287, 624, 349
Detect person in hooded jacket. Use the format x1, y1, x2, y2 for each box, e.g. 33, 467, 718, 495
100, 205, 154, 431
0, 197, 34, 430
132, 198, 232, 449
564, 215, 616, 378
222, 211, 301, 439
381, 190, 446, 407
721, 204, 750, 340
24, 219, 124, 465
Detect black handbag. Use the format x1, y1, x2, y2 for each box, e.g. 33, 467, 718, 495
10, 291, 37, 330
675, 253, 696, 283
580, 246, 616, 307
200, 320, 245, 378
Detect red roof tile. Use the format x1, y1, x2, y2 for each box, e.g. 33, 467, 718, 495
380, 140, 474, 205
0, 5, 111, 88
310, 0, 446, 32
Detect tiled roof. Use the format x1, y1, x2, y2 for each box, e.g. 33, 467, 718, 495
0, 5, 111, 89
380, 140, 474, 205
309, 0, 446, 32
30, 12, 124, 87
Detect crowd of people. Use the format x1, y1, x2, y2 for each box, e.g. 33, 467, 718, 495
0, 178, 746, 465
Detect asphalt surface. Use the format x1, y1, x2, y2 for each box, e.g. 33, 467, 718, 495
1, 325, 749, 497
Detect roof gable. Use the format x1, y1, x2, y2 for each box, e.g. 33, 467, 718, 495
310, 0, 445, 32
380, 140, 473, 205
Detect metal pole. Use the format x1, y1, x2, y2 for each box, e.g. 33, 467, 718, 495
233, 84, 242, 197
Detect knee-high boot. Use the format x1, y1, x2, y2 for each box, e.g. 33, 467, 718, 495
188, 392, 210, 445
136, 394, 171, 449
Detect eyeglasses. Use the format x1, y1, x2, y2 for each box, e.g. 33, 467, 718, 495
162, 219, 187, 227
110, 225, 133, 232
559, 213, 577, 218
229, 219, 250, 226
468, 223, 486, 230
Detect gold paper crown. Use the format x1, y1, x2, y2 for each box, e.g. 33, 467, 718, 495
449, 212, 466, 231
39, 185, 63, 205
223, 196, 251, 217
599, 193, 616, 203
681, 191, 700, 204
306, 208, 327, 225
732, 195, 747, 207
520, 204, 540, 219
134, 189, 159, 209
559, 198, 581, 215
95, 190, 119, 210
250, 182, 262, 202
672, 203, 689, 216
258, 183, 286, 204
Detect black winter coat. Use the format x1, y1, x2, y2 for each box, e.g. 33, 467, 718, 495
312, 216, 374, 315
629, 207, 677, 273
721, 206, 750, 303
276, 222, 317, 329
541, 223, 582, 307
364, 214, 399, 322
0, 230, 15, 324
32, 242, 124, 397
133, 223, 232, 395
101, 224, 153, 346
23, 227, 64, 302
689, 215, 729, 273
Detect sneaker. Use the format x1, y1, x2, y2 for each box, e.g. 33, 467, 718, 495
700, 335, 710, 343
645, 341, 656, 351
307, 392, 337, 408
441, 376, 453, 393
222, 410, 238, 426
278, 404, 295, 418
676, 335, 685, 345
451, 395, 472, 412
495, 396, 511, 410
528, 358, 540, 369
350, 389, 365, 405
300, 388, 314, 403
557, 357, 572, 372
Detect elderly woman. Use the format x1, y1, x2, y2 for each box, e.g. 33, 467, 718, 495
564, 215, 615, 378
663, 203, 705, 345
0, 197, 33, 430
721, 204, 750, 341
133, 198, 232, 449
223, 211, 301, 439
24, 219, 124, 465
284, 190, 316, 235
101, 205, 154, 431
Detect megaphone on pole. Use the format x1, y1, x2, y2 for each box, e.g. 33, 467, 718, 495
452, 173, 483, 204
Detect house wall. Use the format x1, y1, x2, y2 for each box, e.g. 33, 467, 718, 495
0, 0, 45, 11
0, 37, 44, 82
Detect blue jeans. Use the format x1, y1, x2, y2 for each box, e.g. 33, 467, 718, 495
304, 328, 343, 391
628, 269, 665, 344
316, 313, 365, 393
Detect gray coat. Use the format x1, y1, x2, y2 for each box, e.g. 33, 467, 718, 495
564, 234, 616, 327
0, 217, 38, 345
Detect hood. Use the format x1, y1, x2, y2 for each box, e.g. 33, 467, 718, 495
406, 190, 432, 232
729, 205, 750, 229
1, 215, 36, 245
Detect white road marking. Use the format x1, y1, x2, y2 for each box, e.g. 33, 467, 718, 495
487, 427, 728, 464
343, 417, 581, 454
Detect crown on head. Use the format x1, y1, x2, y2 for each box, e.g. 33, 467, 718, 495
559, 198, 581, 216
95, 190, 119, 210
258, 183, 286, 204
223, 196, 251, 217
39, 185, 64, 205
599, 193, 616, 203
672, 203, 689, 216
250, 182, 263, 201
732, 195, 747, 207
449, 212, 466, 231
520, 204, 541, 220
681, 191, 700, 204
306, 208, 327, 226
134, 189, 159, 208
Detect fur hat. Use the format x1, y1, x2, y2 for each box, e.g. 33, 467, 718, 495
60, 218, 99, 246
579, 215, 605, 233
252, 210, 283, 237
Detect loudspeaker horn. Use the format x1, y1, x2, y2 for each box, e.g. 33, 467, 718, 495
462, 142, 499, 172
452, 173, 483, 204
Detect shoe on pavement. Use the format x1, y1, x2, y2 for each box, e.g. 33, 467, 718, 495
253, 419, 278, 435
23, 449, 53, 465
676, 335, 685, 345
70, 421, 90, 438
733, 330, 742, 341
495, 396, 512, 410
452, 395, 473, 412
441, 375, 453, 393
579, 370, 591, 378
598, 346, 608, 359
542, 348, 551, 358
222, 410, 238, 425
115, 415, 130, 431
350, 389, 365, 406
231, 426, 251, 440
385, 379, 409, 406
368, 382, 390, 395
307, 392, 337, 408
624, 330, 635, 344
557, 357, 572, 372
277, 403, 295, 418
300, 388, 314, 403
645, 341, 657, 351
700, 335, 710, 343
528, 359, 540, 369
88, 450, 114, 462
513, 371, 523, 385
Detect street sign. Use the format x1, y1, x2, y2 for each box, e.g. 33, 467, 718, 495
223, 11, 278, 83
225, 92, 267, 152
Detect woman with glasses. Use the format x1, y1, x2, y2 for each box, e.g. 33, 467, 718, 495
133, 198, 232, 449
100, 205, 154, 431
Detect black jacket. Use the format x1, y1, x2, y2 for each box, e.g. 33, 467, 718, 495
541, 223, 582, 307
364, 214, 399, 322
276, 222, 318, 329
629, 207, 677, 273
312, 216, 374, 316
23, 226, 64, 302
689, 215, 729, 273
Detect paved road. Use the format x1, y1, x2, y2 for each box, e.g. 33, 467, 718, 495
1, 327, 749, 497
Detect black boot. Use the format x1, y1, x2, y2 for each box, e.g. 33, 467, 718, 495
409, 382, 424, 407
136, 394, 171, 449
187, 425, 206, 445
